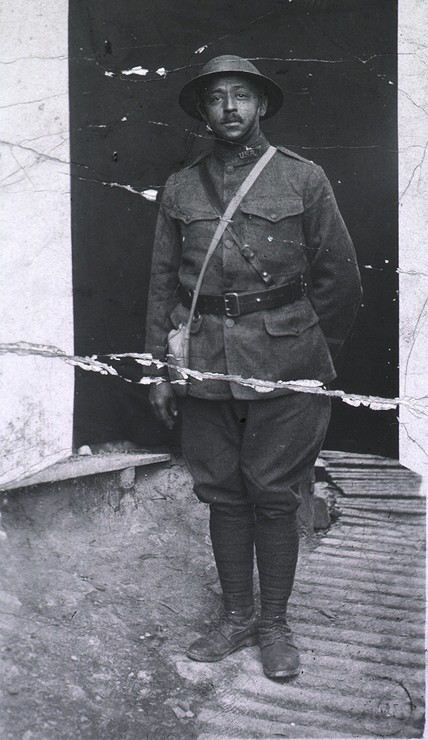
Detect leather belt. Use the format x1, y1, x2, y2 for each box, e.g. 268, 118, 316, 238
180, 275, 306, 318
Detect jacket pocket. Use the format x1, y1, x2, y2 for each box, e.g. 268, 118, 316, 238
240, 197, 303, 222
169, 205, 219, 225
170, 302, 203, 334
239, 197, 307, 277
264, 296, 319, 336
168, 205, 219, 250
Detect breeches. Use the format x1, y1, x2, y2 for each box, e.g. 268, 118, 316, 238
180, 391, 331, 516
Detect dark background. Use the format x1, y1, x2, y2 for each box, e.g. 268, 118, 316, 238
69, 0, 398, 456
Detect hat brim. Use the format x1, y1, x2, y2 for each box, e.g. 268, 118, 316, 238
179, 70, 284, 121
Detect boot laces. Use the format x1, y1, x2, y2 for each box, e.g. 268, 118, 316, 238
259, 616, 294, 647
214, 608, 254, 637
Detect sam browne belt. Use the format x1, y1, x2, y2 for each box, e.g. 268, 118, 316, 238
180, 274, 306, 318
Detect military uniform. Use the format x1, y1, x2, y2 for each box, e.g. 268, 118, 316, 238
145, 55, 362, 679
145, 132, 361, 398
146, 129, 360, 498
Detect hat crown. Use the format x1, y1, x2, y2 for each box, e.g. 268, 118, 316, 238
199, 55, 262, 79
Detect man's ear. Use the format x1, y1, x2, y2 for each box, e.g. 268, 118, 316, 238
196, 98, 204, 118
196, 97, 207, 121
259, 94, 268, 119
196, 98, 213, 132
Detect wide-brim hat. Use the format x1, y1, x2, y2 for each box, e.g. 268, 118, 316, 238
179, 55, 284, 121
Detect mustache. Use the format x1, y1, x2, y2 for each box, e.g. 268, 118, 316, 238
221, 115, 242, 123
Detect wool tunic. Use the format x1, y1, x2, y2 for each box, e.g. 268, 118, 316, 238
145, 133, 362, 399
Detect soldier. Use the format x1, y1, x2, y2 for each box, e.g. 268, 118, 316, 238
145, 55, 361, 679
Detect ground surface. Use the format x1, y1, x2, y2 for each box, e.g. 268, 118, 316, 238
0, 455, 425, 739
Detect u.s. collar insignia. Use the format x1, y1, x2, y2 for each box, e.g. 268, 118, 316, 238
238, 148, 259, 159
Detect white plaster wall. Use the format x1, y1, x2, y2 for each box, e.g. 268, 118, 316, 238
0, 1, 73, 486
398, 0, 428, 485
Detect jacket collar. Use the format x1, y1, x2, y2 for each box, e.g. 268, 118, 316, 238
212, 132, 270, 166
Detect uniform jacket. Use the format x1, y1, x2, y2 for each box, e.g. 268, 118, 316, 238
145, 133, 362, 399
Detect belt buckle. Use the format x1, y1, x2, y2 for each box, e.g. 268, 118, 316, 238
224, 292, 240, 317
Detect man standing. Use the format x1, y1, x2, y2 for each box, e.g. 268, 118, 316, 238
145, 55, 361, 679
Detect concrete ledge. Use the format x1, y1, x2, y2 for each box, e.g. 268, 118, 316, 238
1, 452, 171, 491
3, 451, 337, 536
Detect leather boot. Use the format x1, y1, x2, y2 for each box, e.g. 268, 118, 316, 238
259, 614, 300, 679
187, 606, 258, 662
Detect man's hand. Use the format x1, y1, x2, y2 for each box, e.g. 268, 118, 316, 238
148, 382, 178, 430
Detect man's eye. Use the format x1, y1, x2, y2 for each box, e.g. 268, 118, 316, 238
236, 93, 248, 99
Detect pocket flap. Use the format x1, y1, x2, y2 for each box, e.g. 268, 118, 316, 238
264, 297, 319, 336
240, 197, 303, 222
169, 205, 218, 224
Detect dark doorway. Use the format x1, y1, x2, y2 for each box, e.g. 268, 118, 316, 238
69, 0, 398, 456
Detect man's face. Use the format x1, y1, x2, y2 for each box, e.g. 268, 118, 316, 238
200, 74, 267, 142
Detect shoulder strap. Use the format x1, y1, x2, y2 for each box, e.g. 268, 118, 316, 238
199, 158, 276, 287
183, 150, 210, 170
275, 145, 315, 165
184, 146, 276, 343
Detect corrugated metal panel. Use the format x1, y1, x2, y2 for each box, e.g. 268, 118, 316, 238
319, 451, 422, 500
194, 452, 426, 739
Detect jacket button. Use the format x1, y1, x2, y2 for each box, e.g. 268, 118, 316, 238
225, 318, 235, 328
224, 239, 233, 249
226, 164, 234, 173
270, 212, 277, 220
